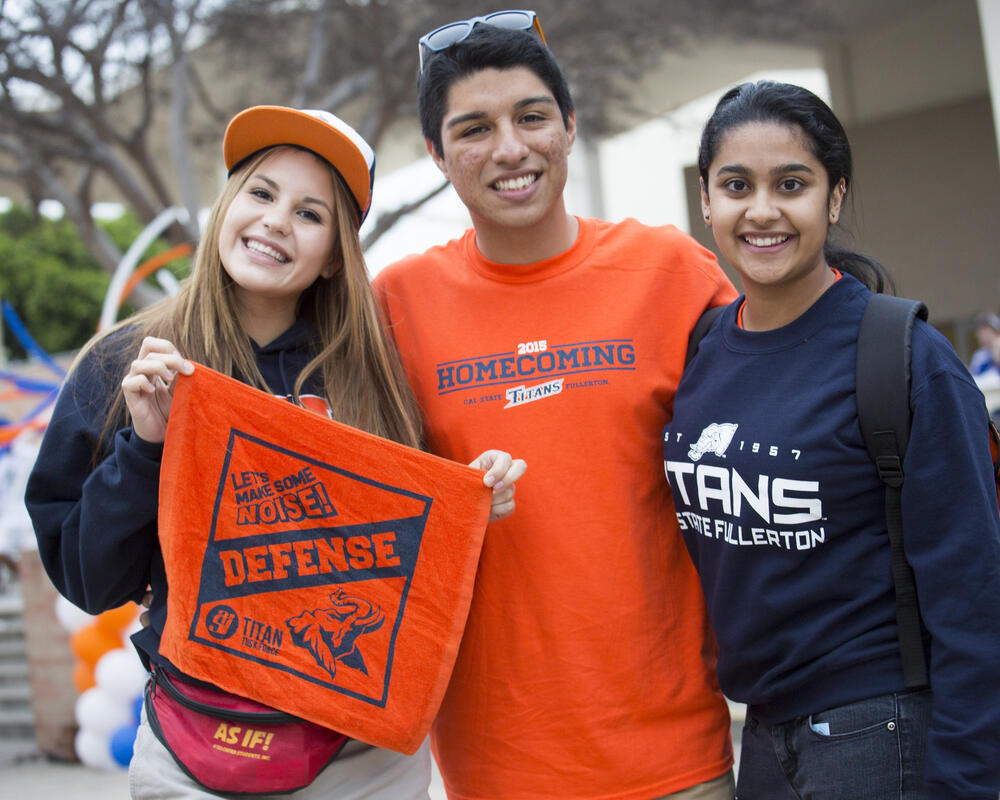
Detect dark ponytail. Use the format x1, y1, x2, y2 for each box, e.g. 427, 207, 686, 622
824, 242, 893, 294
698, 81, 894, 294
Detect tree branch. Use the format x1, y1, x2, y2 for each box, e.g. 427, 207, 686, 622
361, 179, 450, 251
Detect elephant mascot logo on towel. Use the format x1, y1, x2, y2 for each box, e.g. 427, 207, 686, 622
287, 587, 385, 680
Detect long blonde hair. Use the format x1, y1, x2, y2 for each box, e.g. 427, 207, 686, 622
82, 146, 422, 450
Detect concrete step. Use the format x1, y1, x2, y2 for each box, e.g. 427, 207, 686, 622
0, 613, 26, 634
0, 661, 30, 685
0, 626, 35, 740
2, 562, 82, 764
0, 593, 24, 616
0, 683, 31, 703
0, 597, 28, 662
0, 684, 35, 721
0, 638, 28, 660
0, 587, 35, 745
0, 738, 40, 766
0, 707, 35, 733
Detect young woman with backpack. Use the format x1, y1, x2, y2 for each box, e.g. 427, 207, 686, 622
662, 81, 1000, 799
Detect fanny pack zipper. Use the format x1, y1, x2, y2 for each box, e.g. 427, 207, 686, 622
152, 667, 299, 724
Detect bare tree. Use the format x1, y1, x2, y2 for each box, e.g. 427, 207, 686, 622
0, 0, 840, 288
0, 0, 216, 309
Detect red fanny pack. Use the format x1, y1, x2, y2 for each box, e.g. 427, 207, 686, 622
145, 667, 347, 795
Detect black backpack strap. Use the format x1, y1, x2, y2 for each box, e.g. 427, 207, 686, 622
685, 304, 726, 366
855, 293, 929, 688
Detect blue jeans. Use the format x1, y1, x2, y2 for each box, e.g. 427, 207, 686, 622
736, 689, 931, 799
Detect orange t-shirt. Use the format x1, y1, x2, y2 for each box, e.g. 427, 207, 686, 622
374, 218, 738, 799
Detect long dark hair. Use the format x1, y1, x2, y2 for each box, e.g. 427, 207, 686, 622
698, 80, 893, 294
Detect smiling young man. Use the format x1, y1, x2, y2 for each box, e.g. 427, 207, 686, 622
374, 15, 738, 800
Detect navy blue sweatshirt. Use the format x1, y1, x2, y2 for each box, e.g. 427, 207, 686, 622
25, 319, 324, 679
662, 275, 1000, 799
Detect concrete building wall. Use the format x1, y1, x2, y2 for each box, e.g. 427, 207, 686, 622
848, 97, 999, 320
824, 0, 988, 126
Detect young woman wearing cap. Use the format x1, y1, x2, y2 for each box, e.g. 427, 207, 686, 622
26, 106, 525, 799
661, 81, 1000, 799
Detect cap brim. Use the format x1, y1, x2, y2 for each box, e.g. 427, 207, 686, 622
223, 106, 371, 219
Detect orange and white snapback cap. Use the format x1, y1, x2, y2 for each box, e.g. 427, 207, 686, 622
223, 106, 376, 225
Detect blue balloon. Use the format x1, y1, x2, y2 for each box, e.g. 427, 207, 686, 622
132, 694, 144, 724
110, 723, 138, 767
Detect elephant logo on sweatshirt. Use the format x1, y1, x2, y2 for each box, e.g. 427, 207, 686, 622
688, 422, 739, 461
286, 588, 385, 681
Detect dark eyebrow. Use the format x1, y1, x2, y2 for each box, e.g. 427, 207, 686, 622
514, 95, 556, 111
771, 162, 814, 176
715, 165, 747, 177
254, 173, 333, 215
715, 163, 815, 177
445, 96, 557, 129
446, 111, 487, 130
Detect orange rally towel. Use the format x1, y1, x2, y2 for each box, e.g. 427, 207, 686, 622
157, 365, 492, 754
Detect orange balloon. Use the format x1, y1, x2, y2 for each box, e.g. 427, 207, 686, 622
72, 659, 96, 694
70, 623, 122, 667
96, 603, 139, 636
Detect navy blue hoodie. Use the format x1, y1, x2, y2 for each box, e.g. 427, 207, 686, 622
26, 319, 324, 678
662, 275, 1000, 799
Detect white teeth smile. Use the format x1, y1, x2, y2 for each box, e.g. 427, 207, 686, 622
493, 174, 538, 191
743, 234, 790, 247
245, 239, 288, 263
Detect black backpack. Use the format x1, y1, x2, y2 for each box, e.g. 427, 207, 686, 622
685, 295, 1000, 689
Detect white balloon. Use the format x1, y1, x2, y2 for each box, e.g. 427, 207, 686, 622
74, 727, 118, 771
54, 595, 94, 633
94, 648, 148, 703
74, 686, 134, 736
